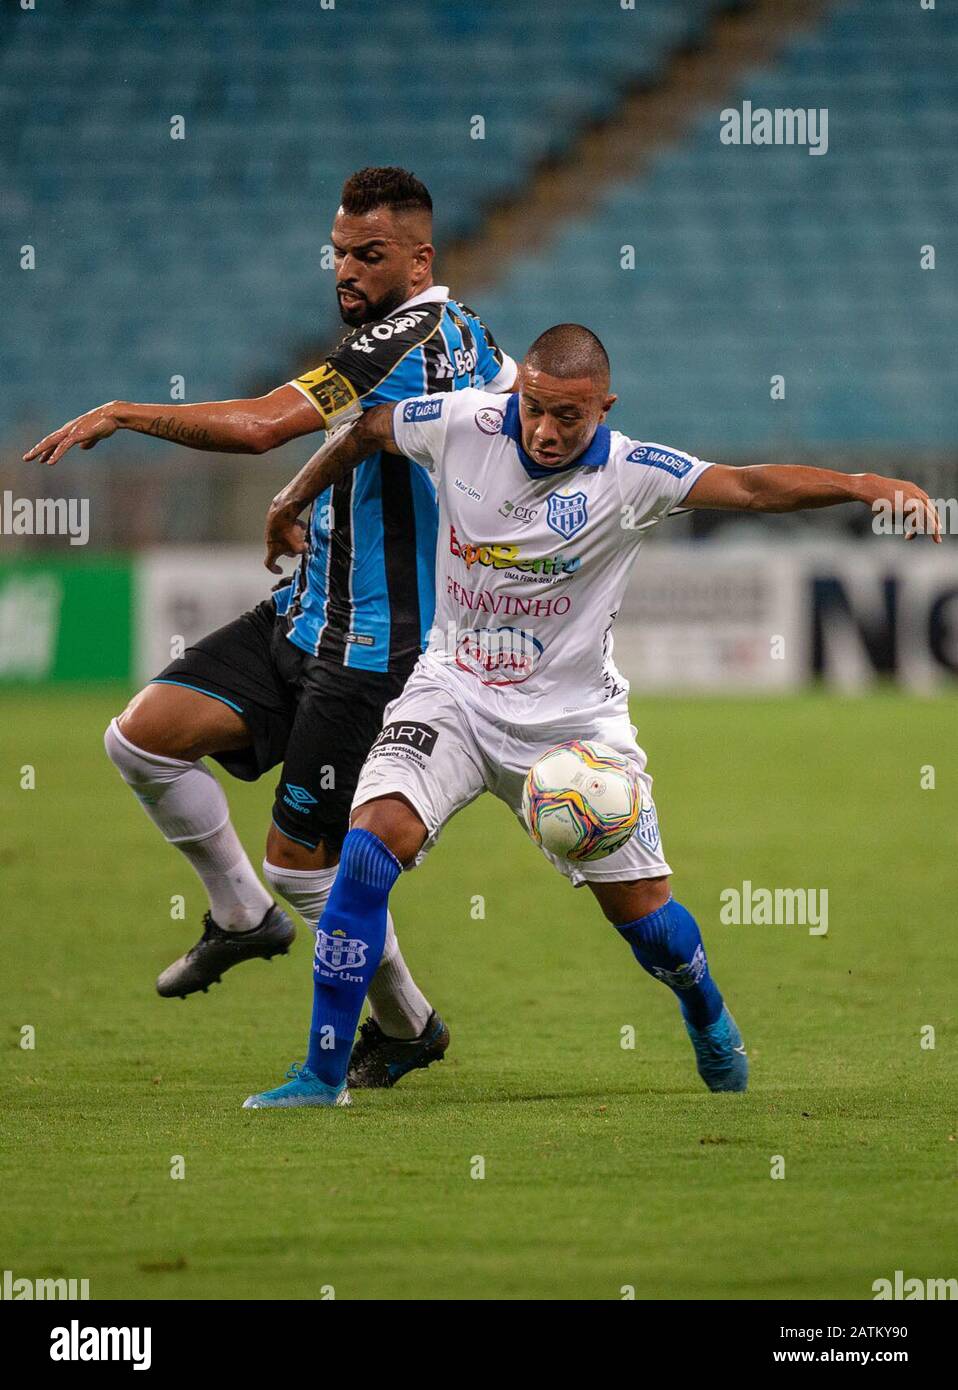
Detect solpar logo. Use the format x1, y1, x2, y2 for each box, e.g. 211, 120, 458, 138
626, 445, 694, 479
546, 490, 588, 540
315, 928, 368, 972
455, 625, 544, 686
403, 398, 443, 423
282, 783, 317, 814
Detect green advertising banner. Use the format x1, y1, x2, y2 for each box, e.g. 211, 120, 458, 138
0, 557, 133, 683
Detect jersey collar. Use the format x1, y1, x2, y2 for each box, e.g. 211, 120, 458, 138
393, 284, 449, 313
501, 393, 611, 480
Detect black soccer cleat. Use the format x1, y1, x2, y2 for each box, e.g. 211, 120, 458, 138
156, 906, 296, 999
347, 1010, 450, 1089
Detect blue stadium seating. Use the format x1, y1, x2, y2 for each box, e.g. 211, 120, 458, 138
477, 0, 958, 450
3, 0, 953, 452
0, 0, 720, 435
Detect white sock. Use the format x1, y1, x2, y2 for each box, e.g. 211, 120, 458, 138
105, 718, 273, 931
262, 860, 338, 930
367, 913, 432, 1039
263, 858, 432, 1038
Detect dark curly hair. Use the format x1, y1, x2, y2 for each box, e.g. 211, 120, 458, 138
340, 167, 433, 217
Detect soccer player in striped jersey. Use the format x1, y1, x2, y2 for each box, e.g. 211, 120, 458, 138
25, 167, 516, 1086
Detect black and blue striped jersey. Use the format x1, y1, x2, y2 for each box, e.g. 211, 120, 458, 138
273, 285, 514, 674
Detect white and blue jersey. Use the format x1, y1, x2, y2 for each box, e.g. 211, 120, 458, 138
274, 286, 515, 675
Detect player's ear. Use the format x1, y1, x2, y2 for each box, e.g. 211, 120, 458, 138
601, 393, 617, 418
413, 241, 435, 276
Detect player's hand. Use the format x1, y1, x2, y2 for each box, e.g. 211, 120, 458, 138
866, 476, 941, 543
264, 501, 308, 574
23, 403, 121, 466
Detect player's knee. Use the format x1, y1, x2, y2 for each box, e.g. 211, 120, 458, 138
594, 874, 672, 926
265, 822, 336, 870
113, 694, 152, 751
351, 795, 426, 867
104, 716, 148, 782
115, 687, 186, 758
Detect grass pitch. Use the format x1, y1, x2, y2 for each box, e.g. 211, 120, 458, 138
1, 686, 955, 1301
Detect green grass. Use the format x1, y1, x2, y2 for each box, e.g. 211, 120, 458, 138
1, 686, 955, 1300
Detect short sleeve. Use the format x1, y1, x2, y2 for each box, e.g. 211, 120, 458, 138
619, 441, 714, 529
456, 303, 516, 391
289, 302, 445, 427
391, 393, 453, 475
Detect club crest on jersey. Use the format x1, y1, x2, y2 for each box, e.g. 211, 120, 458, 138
546, 490, 588, 540
315, 928, 368, 972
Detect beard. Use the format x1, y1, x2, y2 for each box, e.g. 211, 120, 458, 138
337, 282, 409, 327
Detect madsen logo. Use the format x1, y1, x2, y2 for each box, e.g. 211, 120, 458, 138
449, 524, 580, 577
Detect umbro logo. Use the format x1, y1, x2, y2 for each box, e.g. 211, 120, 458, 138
283, 783, 318, 807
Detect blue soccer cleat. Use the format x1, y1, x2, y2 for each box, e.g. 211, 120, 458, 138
684, 1005, 749, 1092
242, 1061, 351, 1110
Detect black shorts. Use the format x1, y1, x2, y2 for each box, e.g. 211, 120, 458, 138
152, 599, 411, 851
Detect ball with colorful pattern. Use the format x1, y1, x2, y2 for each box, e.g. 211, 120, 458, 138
521, 740, 640, 862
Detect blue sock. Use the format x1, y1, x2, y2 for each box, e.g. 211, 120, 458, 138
306, 828, 402, 1085
615, 897, 723, 1029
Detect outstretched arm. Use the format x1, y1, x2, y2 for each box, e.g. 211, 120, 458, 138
23, 384, 322, 465
684, 464, 940, 542
264, 402, 398, 572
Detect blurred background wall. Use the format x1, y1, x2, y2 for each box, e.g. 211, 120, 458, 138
1, 0, 956, 688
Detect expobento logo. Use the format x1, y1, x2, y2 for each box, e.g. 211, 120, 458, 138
0, 490, 89, 544
449, 524, 581, 577
50, 1320, 151, 1370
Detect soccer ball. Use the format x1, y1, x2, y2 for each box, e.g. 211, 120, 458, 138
521, 740, 640, 862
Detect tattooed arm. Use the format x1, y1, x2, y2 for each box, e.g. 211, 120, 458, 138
23, 384, 321, 466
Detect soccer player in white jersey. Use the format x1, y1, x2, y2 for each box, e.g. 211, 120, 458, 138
246, 323, 939, 1108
